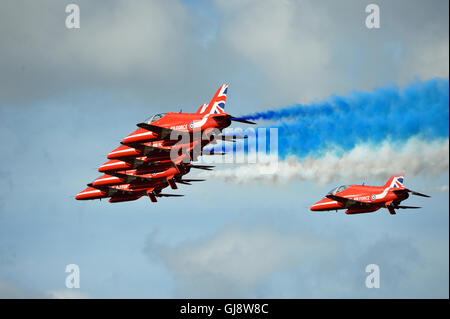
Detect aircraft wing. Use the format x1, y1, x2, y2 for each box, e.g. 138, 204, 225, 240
326, 194, 372, 208
176, 178, 206, 185
137, 123, 191, 140
189, 164, 215, 171
120, 157, 146, 166
87, 183, 136, 197
108, 172, 156, 183
121, 142, 172, 155
118, 157, 171, 169
157, 193, 184, 197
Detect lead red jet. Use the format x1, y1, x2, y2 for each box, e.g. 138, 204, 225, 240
76, 84, 254, 203
97, 83, 253, 172
310, 174, 430, 215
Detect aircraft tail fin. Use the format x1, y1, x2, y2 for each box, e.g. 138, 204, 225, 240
202, 84, 228, 114
196, 103, 208, 114
383, 173, 405, 189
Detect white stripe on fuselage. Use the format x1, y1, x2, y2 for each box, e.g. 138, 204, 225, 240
127, 132, 153, 138
109, 149, 137, 155
314, 201, 338, 206
375, 187, 391, 200
79, 189, 103, 195
97, 176, 120, 181
192, 113, 213, 129
100, 161, 126, 168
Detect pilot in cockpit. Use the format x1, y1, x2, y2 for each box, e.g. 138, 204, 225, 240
144, 113, 166, 124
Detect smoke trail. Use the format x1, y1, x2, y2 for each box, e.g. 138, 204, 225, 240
237, 79, 449, 159
197, 138, 449, 185
201, 79, 449, 185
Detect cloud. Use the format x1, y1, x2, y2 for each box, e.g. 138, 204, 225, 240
0, 0, 198, 106
143, 225, 341, 297
47, 289, 91, 299
0, 280, 91, 299
216, 0, 449, 105
143, 221, 448, 298
358, 237, 420, 291
1, 0, 448, 109
197, 138, 449, 185
356, 236, 449, 298
0, 280, 44, 298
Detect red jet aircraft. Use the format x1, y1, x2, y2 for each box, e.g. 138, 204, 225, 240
75, 84, 254, 203
310, 174, 430, 215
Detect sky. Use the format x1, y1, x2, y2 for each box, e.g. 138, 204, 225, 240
0, 0, 448, 298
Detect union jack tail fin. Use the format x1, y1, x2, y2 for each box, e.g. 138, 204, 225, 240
383, 174, 405, 189
201, 84, 228, 114
196, 103, 208, 114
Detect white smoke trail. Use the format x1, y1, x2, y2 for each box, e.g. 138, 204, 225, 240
196, 138, 449, 185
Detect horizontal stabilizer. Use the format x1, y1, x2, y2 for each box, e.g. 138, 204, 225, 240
189, 164, 215, 170
218, 135, 248, 142
230, 117, 256, 125
212, 114, 256, 125
157, 193, 184, 197
395, 205, 422, 209
393, 188, 430, 198
177, 181, 191, 185
204, 151, 227, 155
409, 190, 430, 198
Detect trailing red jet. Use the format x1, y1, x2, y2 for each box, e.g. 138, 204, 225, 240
310, 174, 430, 215
75, 84, 254, 203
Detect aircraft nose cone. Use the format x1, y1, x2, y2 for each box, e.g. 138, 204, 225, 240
107, 145, 139, 159
75, 187, 92, 200
98, 160, 127, 172
75, 187, 105, 200
309, 198, 327, 211
122, 129, 155, 144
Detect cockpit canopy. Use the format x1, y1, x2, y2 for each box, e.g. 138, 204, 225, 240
144, 113, 167, 124
327, 185, 349, 195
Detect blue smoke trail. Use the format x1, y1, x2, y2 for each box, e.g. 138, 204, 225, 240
235, 78, 449, 159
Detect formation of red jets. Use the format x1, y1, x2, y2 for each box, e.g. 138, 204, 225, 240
75, 84, 254, 203
76, 84, 429, 214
